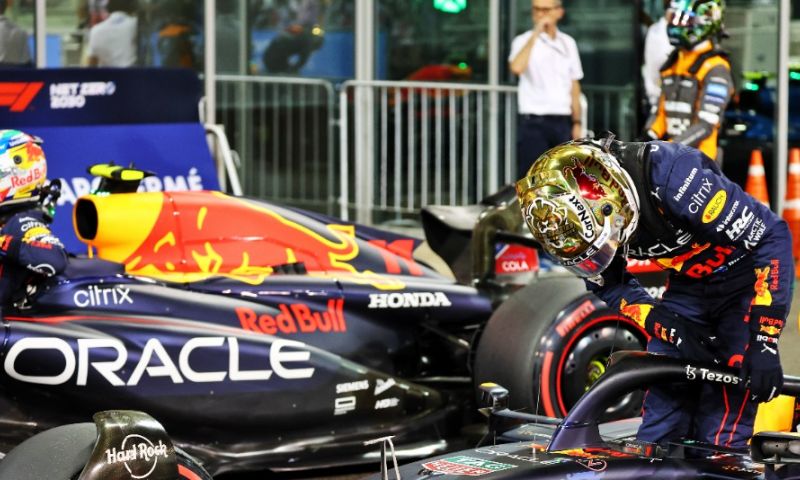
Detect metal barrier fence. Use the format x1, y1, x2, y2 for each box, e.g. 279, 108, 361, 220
339, 80, 519, 224
215, 75, 338, 214
215, 76, 635, 225
582, 84, 637, 141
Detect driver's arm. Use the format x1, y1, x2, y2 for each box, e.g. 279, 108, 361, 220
584, 258, 657, 329
0, 213, 67, 277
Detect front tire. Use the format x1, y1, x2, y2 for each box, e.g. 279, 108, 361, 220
473, 276, 647, 419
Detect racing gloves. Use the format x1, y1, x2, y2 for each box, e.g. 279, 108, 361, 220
742, 306, 785, 403
644, 305, 721, 365
585, 255, 628, 290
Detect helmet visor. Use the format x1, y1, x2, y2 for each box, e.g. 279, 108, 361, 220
558, 217, 620, 278
666, 8, 702, 28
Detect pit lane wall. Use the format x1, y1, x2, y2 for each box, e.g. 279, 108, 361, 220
0, 68, 220, 253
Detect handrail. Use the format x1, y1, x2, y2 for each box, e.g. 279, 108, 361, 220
205, 124, 243, 196
342, 79, 519, 92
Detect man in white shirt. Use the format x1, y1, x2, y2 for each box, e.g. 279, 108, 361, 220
642, 0, 674, 108
509, 0, 583, 180
0, 1, 32, 67
86, 0, 138, 67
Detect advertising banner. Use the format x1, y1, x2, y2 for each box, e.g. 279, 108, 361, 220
0, 68, 219, 252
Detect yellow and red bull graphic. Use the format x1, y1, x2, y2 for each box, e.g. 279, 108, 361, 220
752, 266, 773, 306
74, 191, 420, 288
655, 242, 711, 272
620, 299, 653, 329
236, 300, 346, 335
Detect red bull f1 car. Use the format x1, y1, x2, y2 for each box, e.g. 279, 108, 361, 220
0, 171, 660, 475
364, 352, 800, 480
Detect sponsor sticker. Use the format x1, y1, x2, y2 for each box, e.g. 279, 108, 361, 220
367, 292, 451, 309
685, 365, 741, 385
724, 206, 754, 240
74, 285, 133, 307
422, 456, 515, 476
716, 200, 740, 232
336, 380, 369, 394
673, 168, 698, 202
374, 398, 400, 410
334, 396, 356, 416
104, 434, 168, 479
702, 190, 727, 223
744, 219, 766, 249
374, 378, 396, 396
687, 178, 713, 214
237, 299, 346, 335
4, 336, 315, 386
494, 244, 539, 275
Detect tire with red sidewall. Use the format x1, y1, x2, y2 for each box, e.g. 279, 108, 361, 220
474, 276, 648, 419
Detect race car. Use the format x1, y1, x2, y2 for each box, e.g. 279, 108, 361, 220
363, 351, 800, 480
0, 167, 654, 475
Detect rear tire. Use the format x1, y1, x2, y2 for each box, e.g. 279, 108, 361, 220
473, 276, 647, 419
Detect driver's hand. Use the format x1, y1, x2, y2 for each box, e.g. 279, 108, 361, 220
742, 306, 785, 403
584, 255, 627, 291
644, 306, 722, 365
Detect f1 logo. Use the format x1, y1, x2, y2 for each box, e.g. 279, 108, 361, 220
0, 82, 44, 112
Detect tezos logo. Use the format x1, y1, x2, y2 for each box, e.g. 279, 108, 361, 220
105, 434, 168, 479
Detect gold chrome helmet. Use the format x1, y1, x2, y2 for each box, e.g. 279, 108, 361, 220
515, 139, 640, 278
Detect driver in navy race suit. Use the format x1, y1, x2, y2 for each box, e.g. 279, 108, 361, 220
515, 132, 793, 449
0, 130, 67, 307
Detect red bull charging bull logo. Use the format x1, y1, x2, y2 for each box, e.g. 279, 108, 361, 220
564, 163, 608, 200
620, 299, 652, 329
752, 266, 773, 306
78, 191, 406, 288
655, 242, 711, 272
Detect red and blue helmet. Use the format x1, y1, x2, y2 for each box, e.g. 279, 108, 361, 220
0, 130, 48, 208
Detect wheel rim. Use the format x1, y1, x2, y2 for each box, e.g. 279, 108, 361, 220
559, 323, 645, 419
585, 356, 607, 391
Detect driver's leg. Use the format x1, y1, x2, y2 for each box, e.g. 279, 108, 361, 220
636, 281, 702, 444
693, 275, 755, 449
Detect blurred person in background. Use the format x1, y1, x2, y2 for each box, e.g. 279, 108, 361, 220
509, 0, 583, 180
0, 0, 32, 67
644, 0, 732, 162
642, 0, 675, 108
156, 0, 199, 69
86, 0, 138, 67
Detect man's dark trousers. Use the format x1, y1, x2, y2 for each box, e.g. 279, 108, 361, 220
516, 114, 571, 179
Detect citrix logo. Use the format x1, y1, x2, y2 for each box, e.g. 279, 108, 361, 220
74, 285, 133, 307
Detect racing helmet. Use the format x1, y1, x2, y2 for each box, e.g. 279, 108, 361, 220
515, 139, 640, 278
666, 0, 725, 49
0, 130, 48, 210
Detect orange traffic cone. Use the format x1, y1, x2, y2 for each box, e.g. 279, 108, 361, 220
783, 148, 800, 275
745, 149, 770, 207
